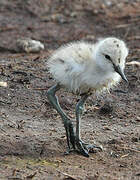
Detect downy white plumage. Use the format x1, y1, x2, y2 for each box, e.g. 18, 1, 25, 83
47, 37, 128, 157
48, 37, 128, 95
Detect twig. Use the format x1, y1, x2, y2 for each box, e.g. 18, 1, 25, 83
126, 61, 140, 67
25, 171, 37, 179
119, 146, 140, 153
114, 23, 131, 29
120, 154, 129, 158
133, 48, 140, 51
124, 27, 130, 39
114, 89, 128, 94
0, 26, 18, 32
0, 126, 6, 133
56, 169, 77, 180
127, 36, 140, 40
29, 88, 48, 91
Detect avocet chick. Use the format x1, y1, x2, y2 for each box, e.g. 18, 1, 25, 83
47, 37, 128, 157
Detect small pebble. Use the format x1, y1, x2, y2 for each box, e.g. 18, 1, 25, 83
99, 101, 114, 115
0, 81, 7, 87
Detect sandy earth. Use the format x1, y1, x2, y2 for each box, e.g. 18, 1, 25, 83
0, 0, 140, 179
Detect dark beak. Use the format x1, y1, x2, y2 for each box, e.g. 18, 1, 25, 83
114, 65, 128, 83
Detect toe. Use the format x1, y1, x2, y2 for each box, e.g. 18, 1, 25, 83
80, 149, 89, 157
86, 144, 103, 153
76, 139, 89, 157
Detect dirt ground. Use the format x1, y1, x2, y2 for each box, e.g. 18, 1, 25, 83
0, 0, 140, 179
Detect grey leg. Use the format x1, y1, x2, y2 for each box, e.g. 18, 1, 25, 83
75, 94, 89, 156
47, 83, 75, 151
76, 94, 89, 140
75, 94, 102, 157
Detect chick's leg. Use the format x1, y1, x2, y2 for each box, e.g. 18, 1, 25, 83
76, 94, 88, 140
76, 94, 102, 157
75, 94, 89, 156
47, 83, 75, 151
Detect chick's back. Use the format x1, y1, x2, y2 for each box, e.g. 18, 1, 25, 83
47, 42, 95, 91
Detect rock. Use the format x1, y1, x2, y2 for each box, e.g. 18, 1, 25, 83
16, 38, 44, 53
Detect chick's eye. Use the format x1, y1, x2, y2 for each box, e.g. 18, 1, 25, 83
104, 54, 111, 61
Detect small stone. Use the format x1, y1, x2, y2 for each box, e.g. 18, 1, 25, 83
70, 11, 78, 17
42, 14, 67, 24
99, 100, 114, 115
108, 139, 119, 144
136, 116, 140, 121
0, 81, 7, 87
131, 137, 139, 142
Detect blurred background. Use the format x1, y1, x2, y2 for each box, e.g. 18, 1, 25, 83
0, 0, 140, 50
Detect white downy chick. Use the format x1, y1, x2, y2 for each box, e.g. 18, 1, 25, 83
48, 37, 128, 95
47, 37, 129, 157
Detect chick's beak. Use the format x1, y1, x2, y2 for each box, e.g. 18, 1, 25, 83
114, 65, 128, 83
